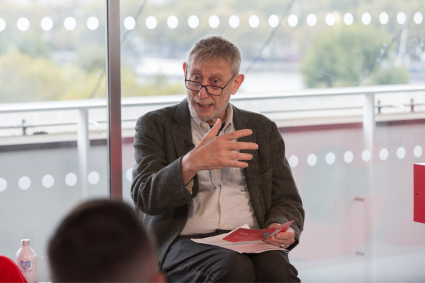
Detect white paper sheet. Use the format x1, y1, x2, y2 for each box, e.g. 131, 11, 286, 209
191, 224, 289, 254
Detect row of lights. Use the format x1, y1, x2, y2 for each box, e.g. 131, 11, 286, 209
288, 145, 423, 168
0, 11, 423, 32
129, 12, 424, 29
0, 16, 100, 31
0, 169, 133, 192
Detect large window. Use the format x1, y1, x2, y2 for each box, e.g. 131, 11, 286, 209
119, 1, 425, 282
0, 0, 108, 260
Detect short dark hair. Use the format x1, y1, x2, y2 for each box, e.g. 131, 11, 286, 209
48, 199, 156, 282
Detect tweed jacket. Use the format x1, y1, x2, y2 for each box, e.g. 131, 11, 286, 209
131, 98, 304, 268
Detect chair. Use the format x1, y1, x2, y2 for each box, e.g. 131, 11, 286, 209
0, 255, 28, 283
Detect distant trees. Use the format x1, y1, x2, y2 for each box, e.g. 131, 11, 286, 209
0, 0, 185, 103
0, 50, 102, 103
300, 24, 410, 88
0, 49, 185, 103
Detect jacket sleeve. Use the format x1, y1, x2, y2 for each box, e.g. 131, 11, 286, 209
130, 114, 195, 216
263, 122, 305, 250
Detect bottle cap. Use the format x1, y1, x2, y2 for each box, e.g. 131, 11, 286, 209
21, 239, 30, 246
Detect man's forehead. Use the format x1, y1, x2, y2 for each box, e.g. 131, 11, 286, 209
189, 58, 232, 76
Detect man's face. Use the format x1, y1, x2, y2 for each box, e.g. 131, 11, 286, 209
183, 58, 244, 124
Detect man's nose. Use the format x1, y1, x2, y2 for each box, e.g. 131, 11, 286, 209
197, 86, 209, 99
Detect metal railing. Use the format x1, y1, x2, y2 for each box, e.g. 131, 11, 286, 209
1, 100, 424, 134
1, 83, 425, 199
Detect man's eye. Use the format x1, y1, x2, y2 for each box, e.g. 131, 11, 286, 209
193, 76, 201, 81
212, 79, 219, 85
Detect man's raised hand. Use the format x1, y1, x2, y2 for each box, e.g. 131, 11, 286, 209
181, 119, 258, 185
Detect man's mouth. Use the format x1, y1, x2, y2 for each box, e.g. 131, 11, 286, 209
196, 102, 213, 110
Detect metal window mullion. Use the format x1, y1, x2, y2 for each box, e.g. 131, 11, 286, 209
77, 108, 89, 200
105, 0, 123, 200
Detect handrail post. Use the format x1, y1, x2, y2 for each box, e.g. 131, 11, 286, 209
77, 108, 89, 200
22, 119, 27, 135
363, 93, 375, 151
363, 93, 375, 282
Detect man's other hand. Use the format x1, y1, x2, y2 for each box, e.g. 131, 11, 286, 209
181, 119, 258, 185
263, 223, 295, 249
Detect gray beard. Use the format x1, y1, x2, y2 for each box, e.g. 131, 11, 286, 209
188, 99, 229, 123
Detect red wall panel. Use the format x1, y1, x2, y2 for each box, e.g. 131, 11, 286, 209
414, 163, 425, 224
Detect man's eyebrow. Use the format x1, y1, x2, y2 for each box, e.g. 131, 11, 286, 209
189, 69, 225, 79
209, 72, 224, 79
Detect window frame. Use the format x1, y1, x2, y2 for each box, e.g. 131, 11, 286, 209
106, 0, 123, 200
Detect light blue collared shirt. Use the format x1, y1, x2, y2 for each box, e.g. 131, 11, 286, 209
181, 104, 260, 235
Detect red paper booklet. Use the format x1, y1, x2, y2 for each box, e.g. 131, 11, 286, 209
222, 220, 294, 243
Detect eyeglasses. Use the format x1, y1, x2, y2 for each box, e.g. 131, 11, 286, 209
184, 67, 237, 96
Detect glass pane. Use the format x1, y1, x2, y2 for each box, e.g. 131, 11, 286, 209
0, 0, 108, 264
120, 0, 425, 282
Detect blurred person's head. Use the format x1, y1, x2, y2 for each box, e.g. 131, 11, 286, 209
48, 199, 166, 282
184, 35, 244, 125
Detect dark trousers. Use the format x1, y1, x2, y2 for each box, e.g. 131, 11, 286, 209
162, 230, 300, 283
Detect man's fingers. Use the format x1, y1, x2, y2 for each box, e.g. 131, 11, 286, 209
222, 129, 253, 141
276, 229, 295, 240
266, 237, 294, 248
228, 142, 258, 151
229, 152, 253, 161
223, 160, 249, 168
263, 228, 295, 248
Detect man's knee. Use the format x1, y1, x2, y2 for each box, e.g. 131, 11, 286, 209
213, 252, 255, 282
251, 251, 300, 282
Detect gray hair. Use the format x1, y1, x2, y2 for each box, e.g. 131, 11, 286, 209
187, 35, 242, 74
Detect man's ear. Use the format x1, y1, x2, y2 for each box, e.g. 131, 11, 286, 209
183, 62, 188, 73
231, 74, 245, 95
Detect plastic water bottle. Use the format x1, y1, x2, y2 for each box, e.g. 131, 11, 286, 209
16, 239, 37, 283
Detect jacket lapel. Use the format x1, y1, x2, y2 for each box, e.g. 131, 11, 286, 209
232, 105, 264, 226
171, 99, 194, 157
232, 104, 258, 177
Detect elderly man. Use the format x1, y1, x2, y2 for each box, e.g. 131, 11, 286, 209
132, 35, 304, 282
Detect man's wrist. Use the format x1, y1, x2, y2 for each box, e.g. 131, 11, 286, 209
181, 152, 198, 185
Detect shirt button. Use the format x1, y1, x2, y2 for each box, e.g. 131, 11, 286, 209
202, 124, 206, 128
214, 169, 217, 173
222, 197, 224, 201
222, 223, 226, 227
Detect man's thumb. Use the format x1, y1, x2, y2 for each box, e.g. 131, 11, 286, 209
207, 119, 221, 137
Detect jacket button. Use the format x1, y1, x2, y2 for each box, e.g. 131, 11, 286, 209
176, 226, 181, 232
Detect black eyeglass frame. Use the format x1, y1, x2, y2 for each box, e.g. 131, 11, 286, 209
184, 67, 237, 97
